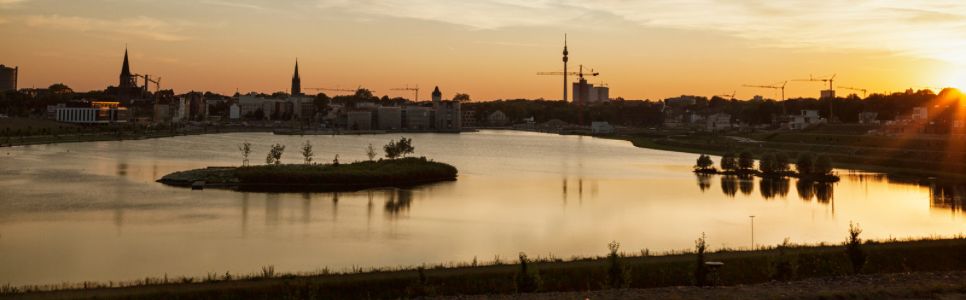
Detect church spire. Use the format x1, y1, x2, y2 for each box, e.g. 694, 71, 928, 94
291, 59, 301, 96
121, 47, 132, 77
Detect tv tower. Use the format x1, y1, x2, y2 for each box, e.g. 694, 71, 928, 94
562, 34, 569, 102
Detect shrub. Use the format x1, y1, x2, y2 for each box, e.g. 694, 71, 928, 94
694, 154, 714, 171
694, 233, 708, 286
758, 153, 776, 174
796, 153, 814, 175
814, 155, 833, 175
366, 143, 377, 161
514, 253, 541, 293
301, 140, 314, 164
772, 238, 795, 281
846, 222, 866, 274
265, 143, 285, 165
384, 137, 415, 159
605, 241, 629, 289
774, 153, 791, 172
238, 141, 252, 166
720, 153, 737, 171
738, 151, 755, 170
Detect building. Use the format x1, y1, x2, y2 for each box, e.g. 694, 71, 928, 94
461, 110, 477, 128
572, 78, 591, 105
592, 85, 610, 103
347, 111, 372, 130
787, 110, 826, 130
0, 64, 17, 92
858, 112, 879, 124
705, 113, 731, 132
431, 86, 461, 131
912, 106, 928, 121
820, 89, 836, 100
487, 110, 509, 126
54, 101, 129, 124
117, 49, 139, 101
591, 121, 614, 134
229, 103, 240, 120
403, 106, 433, 130
291, 60, 302, 96
377, 106, 402, 130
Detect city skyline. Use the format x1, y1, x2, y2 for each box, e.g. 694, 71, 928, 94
2, 0, 965, 100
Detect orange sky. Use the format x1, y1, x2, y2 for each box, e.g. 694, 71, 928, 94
1, 0, 965, 100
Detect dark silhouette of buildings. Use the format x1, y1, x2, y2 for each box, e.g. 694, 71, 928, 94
291, 60, 301, 96
118, 48, 139, 101
0, 64, 17, 92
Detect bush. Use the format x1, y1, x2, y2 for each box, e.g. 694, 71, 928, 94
605, 241, 629, 289
774, 153, 791, 172
772, 238, 795, 281
385, 137, 415, 159
738, 151, 755, 170
796, 153, 814, 175
694, 233, 708, 286
814, 155, 833, 175
846, 222, 866, 274
694, 154, 714, 171
515, 253, 541, 293
758, 153, 776, 174
720, 153, 737, 171
266, 143, 285, 165
301, 140, 314, 164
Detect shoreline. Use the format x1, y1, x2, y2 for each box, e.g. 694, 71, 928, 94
8, 237, 966, 299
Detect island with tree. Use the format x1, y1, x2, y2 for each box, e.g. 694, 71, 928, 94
157, 137, 458, 192
693, 151, 839, 182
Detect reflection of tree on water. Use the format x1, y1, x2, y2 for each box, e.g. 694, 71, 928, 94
738, 176, 754, 195
721, 176, 738, 197
759, 177, 790, 199
795, 180, 834, 203
385, 188, 414, 217
931, 184, 965, 213
696, 174, 712, 192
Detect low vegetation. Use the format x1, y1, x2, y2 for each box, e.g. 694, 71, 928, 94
693, 150, 839, 182
9, 227, 966, 299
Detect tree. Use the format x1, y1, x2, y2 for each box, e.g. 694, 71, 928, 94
758, 153, 776, 174
738, 151, 755, 170
366, 143, 377, 161
845, 222, 866, 274
453, 93, 471, 102
266, 143, 285, 165
384, 137, 415, 159
301, 140, 314, 164
796, 153, 814, 175
694, 233, 708, 286
814, 155, 833, 175
238, 141, 252, 166
606, 241, 629, 288
720, 152, 737, 171
515, 253, 541, 293
774, 153, 791, 173
695, 154, 714, 171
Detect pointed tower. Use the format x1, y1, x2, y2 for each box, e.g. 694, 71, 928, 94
118, 48, 138, 101
432, 86, 442, 107
562, 34, 569, 102
291, 59, 302, 96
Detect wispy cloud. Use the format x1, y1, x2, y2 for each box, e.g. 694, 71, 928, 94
0, 0, 29, 9
201, 0, 266, 11
24, 15, 191, 41
315, 0, 966, 64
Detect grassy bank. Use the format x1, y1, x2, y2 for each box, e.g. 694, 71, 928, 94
7, 236, 966, 299
610, 129, 966, 181
158, 157, 458, 192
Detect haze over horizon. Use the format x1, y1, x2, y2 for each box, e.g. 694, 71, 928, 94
2, 0, 965, 100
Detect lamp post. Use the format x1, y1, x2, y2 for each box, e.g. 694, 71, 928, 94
749, 215, 756, 250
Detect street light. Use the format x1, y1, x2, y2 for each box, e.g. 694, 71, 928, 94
749, 215, 756, 250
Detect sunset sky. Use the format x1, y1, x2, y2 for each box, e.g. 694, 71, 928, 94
2, 0, 965, 100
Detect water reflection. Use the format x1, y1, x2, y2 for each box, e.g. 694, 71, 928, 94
738, 176, 754, 196
696, 174, 712, 192
721, 176, 737, 197
384, 188, 413, 217
932, 184, 965, 212
759, 177, 790, 199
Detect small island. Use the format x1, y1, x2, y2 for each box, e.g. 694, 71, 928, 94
158, 137, 458, 192
693, 151, 840, 183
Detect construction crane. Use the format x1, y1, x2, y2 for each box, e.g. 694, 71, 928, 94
537, 64, 600, 87
389, 85, 420, 101
793, 74, 837, 97
743, 81, 788, 115
715, 91, 736, 100
537, 64, 600, 126
131, 73, 161, 93
837, 86, 867, 97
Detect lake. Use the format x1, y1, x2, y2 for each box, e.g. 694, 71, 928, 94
0, 130, 963, 286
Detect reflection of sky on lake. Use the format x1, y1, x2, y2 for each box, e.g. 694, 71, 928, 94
0, 131, 963, 286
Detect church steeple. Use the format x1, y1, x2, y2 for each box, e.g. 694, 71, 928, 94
120, 48, 132, 78
118, 47, 137, 101
291, 59, 301, 96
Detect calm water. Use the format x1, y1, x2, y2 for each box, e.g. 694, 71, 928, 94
0, 130, 964, 286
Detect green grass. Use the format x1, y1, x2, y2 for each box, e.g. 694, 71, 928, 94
9, 237, 966, 299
